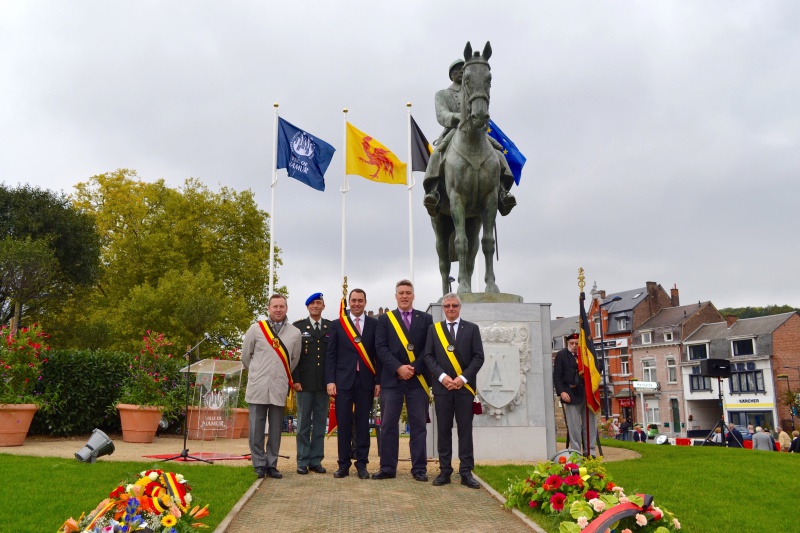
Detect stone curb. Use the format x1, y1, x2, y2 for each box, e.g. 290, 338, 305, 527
213, 477, 263, 533
473, 473, 547, 533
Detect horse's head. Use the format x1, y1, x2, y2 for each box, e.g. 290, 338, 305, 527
459, 41, 492, 130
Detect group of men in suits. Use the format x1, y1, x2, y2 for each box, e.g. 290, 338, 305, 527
241, 283, 485, 489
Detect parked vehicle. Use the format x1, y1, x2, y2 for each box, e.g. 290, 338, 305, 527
646, 423, 659, 439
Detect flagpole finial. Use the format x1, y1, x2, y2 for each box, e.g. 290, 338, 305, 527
343, 108, 348, 114
342, 276, 348, 299
406, 102, 412, 107
273, 102, 279, 108
578, 267, 586, 292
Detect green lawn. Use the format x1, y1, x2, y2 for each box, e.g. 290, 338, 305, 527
0, 454, 255, 533
475, 439, 800, 532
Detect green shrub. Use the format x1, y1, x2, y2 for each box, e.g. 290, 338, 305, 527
30, 349, 181, 435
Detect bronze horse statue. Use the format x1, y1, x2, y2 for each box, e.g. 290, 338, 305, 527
431, 41, 502, 295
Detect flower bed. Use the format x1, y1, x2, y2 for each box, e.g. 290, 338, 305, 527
60, 469, 210, 532
505, 453, 681, 532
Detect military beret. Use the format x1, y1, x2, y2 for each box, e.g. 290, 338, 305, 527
305, 292, 324, 306
565, 332, 579, 341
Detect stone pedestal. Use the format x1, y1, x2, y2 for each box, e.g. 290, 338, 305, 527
426, 297, 555, 462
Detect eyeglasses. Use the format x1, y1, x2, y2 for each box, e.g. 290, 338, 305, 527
442, 304, 460, 309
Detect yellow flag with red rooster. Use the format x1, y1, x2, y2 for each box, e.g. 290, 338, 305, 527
345, 122, 407, 184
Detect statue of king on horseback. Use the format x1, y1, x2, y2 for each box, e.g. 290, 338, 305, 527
423, 41, 516, 295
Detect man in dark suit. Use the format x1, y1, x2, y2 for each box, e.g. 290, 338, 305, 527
291, 292, 331, 475
423, 292, 484, 489
553, 332, 598, 456
373, 279, 434, 481
325, 288, 381, 479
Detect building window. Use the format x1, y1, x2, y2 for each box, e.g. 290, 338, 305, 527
616, 316, 628, 330
664, 332, 674, 342
689, 375, 712, 391
732, 339, 755, 357
642, 359, 657, 382
646, 400, 660, 425
594, 318, 601, 338
688, 344, 708, 360
667, 358, 677, 383
730, 370, 765, 393
621, 356, 629, 375
620, 347, 628, 355
642, 331, 652, 344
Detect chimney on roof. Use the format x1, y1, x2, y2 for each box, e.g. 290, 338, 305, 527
600, 290, 606, 299
725, 315, 738, 327
646, 281, 657, 295
671, 284, 680, 307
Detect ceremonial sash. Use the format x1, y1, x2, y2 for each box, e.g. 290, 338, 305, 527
433, 321, 475, 396
338, 298, 376, 375
386, 310, 431, 398
85, 500, 115, 531
258, 321, 294, 388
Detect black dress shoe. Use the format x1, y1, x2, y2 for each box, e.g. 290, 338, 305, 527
413, 472, 428, 482
255, 467, 267, 479
296, 466, 309, 475
371, 470, 395, 480
357, 469, 370, 479
460, 474, 480, 489
333, 468, 349, 478
432, 474, 451, 486
266, 467, 283, 479
309, 465, 327, 474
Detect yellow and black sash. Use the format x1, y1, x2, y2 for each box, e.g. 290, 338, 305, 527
338, 298, 376, 375
386, 310, 431, 398
258, 320, 294, 388
433, 321, 475, 396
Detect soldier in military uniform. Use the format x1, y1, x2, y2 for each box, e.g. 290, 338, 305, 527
291, 292, 331, 474
422, 58, 517, 217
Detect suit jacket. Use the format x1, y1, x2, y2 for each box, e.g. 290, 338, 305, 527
375, 309, 433, 390
552, 347, 596, 403
726, 427, 744, 447
423, 319, 484, 396
632, 430, 647, 442
241, 320, 301, 405
789, 437, 800, 453
325, 312, 381, 391
291, 317, 332, 392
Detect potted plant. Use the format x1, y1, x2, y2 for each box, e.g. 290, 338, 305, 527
0, 323, 48, 446
115, 331, 183, 443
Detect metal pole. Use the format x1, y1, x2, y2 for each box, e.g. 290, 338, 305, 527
599, 312, 609, 419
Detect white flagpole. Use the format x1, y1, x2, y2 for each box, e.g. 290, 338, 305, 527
406, 103, 415, 286
341, 109, 350, 288
269, 103, 279, 298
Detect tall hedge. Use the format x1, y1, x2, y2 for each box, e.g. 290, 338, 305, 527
30, 349, 179, 436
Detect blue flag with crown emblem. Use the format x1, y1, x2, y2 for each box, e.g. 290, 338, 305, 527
277, 117, 336, 191
487, 119, 526, 186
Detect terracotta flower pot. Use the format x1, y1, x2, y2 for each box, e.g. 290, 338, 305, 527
187, 406, 238, 440
0, 404, 38, 447
117, 404, 163, 443
233, 408, 249, 439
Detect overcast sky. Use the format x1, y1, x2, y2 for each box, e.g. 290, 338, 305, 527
2, 1, 799, 321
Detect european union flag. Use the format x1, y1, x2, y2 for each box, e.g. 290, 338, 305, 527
487, 119, 526, 186
277, 117, 336, 191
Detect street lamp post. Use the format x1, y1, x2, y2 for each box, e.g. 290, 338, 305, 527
597, 296, 622, 419
628, 377, 638, 426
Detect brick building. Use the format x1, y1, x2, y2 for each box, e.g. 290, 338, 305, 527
587, 281, 675, 420
629, 301, 723, 437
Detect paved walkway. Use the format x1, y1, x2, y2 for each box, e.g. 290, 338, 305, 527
8, 433, 638, 532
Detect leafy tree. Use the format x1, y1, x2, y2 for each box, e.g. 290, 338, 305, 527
717, 305, 799, 319
0, 184, 100, 325
47, 169, 278, 350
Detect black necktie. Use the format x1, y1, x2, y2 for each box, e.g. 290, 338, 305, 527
448, 322, 456, 340
314, 322, 320, 333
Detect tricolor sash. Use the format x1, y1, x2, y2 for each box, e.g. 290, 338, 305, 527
258, 320, 294, 388
386, 310, 431, 398
433, 321, 475, 396
338, 298, 376, 375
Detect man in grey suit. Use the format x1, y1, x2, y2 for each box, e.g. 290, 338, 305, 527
422, 58, 517, 217
242, 294, 301, 479
373, 279, 434, 481
423, 292, 484, 489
